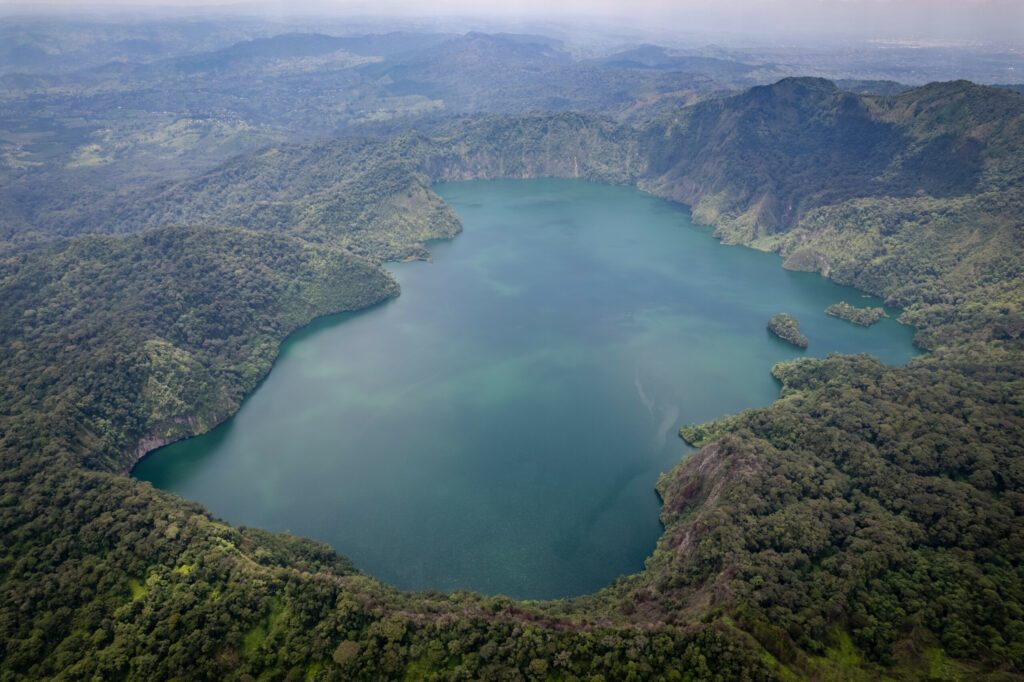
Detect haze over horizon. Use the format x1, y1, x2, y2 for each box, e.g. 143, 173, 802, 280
3, 0, 1022, 45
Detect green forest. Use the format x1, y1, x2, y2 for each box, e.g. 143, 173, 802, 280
767, 314, 809, 348
825, 302, 887, 326
1, 39, 1023, 680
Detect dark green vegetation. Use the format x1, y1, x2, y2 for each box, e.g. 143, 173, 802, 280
826, 301, 888, 326
642, 78, 1024, 347
672, 349, 1024, 674
0, 224, 398, 471
767, 313, 809, 348
1, 18, 1023, 678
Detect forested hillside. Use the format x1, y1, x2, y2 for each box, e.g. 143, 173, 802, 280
14, 78, 1019, 350
1, 77, 1023, 680
640, 78, 1024, 348
4, 114, 639, 255
0, 226, 399, 472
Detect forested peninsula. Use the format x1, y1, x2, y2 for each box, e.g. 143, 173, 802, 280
826, 301, 887, 326
2, 77, 1023, 680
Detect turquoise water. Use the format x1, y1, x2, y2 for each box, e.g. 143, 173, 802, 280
134, 179, 919, 599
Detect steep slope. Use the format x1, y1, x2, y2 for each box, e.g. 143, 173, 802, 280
645, 78, 1023, 219
653, 350, 1024, 676
19, 113, 640, 259
641, 78, 1024, 346
0, 226, 398, 472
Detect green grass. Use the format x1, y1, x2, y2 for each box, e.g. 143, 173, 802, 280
127, 579, 146, 601
924, 648, 966, 681
242, 599, 286, 659
804, 631, 874, 681
304, 662, 324, 681
403, 657, 432, 681
65, 143, 112, 168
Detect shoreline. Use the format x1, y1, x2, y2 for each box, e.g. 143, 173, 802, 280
125, 178, 922, 601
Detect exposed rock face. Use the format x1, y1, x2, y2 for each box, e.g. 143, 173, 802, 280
130, 416, 206, 468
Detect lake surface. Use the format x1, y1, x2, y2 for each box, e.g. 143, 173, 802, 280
134, 179, 919, 599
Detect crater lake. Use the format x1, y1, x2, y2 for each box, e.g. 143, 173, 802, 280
134, 179, 920, 599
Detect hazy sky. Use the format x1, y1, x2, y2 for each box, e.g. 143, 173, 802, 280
7, 0, 1024, 44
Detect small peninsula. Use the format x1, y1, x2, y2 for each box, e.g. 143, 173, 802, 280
826, 301, 887, 326
768, 313, 809, 348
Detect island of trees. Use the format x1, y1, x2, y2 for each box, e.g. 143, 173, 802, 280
767, 313, 809, 348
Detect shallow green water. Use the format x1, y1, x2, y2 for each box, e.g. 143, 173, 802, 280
134, 179, 919, 599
